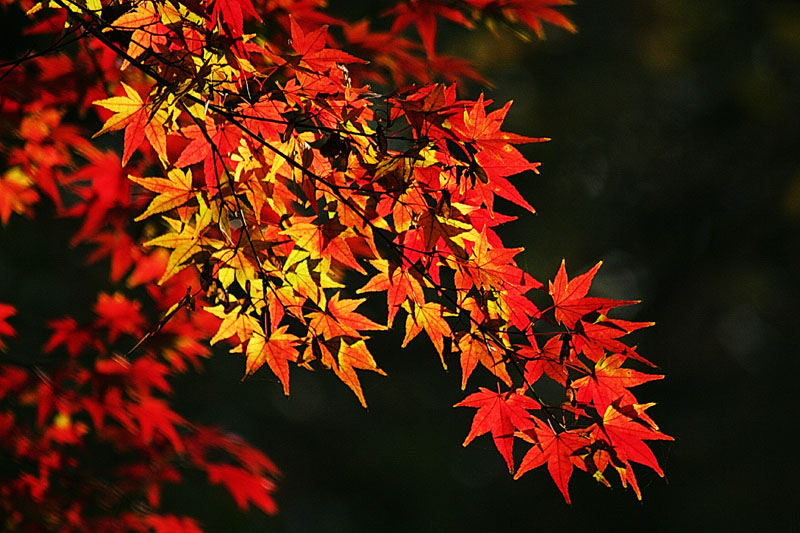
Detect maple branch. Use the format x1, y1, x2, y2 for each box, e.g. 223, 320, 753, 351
121, 287, 196, 359
47, 0, 574, 436
218, 107, 420, 144
226, 110, 571, 427
175, 98, 287, 331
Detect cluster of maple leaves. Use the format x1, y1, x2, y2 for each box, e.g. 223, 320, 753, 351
0, 0, 671, 529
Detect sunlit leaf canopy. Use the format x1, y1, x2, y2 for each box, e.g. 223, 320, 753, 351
0, 0, 677, 529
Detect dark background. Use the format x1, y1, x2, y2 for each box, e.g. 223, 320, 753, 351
3, 0, 800, 530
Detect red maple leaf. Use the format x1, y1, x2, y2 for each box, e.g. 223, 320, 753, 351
499, 0, 577, 38
267, 16, 365, 73
401, 301, 452, 367
572, 317, 655, 365
174, 118, 241, 191
131, 396, 186, 452
146, 515, 203, 533
572, 354, 663, 415
282, 218, 367, 274
0, 303, 16, 350
455, 387, 539, 472
385, 0, 473, 57
548, 260, 635, 328
0, 169, 39, 224
514, 420, 587, 503
206, 464, 278, 515
520, 336, 570, 386
94, 292, 146, 344
457, 332, 513, 390
44, 317, 94, 356
86, 227, 138, 282
358, 259, 425, 327
597, 401, 673, 478
209, 0, 260, 38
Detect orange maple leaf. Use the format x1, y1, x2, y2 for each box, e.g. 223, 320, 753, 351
358, 259, 425, 327
402, 301, 452, 368
457, 332, 512, 390
307, 293, 386, 339
318, 338, 387, 407
93, 83, 166, 166
245, 327, 300, 395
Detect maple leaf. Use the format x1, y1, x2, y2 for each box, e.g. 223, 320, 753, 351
43, 317, 93, 356
86, 227, 138, 282
458, 332, 512, 390
452, 96, 546, 153
206, 463, 278, 514
358, 259, 425, 327
386, 0, 473, 57
548, 260, 635, 328
0, 303, 16, 350
572, 317, 655, 365
598, 401, 673, 479
462, 227, 526, 291
414, 211, 473, 254
572, 354, 663, 415
282, 218, 366, 274
342, 19, 424, 85
514, 420, 587, 503
66, 150, 133, 249
286, 16, 366, 72
0, 168, 39, 224
144, 201, 219, 283
245, 327, 300, 395
93, 83, 166, 166
129, 357, 173, 395
395, 83, 460, 135
319, 339, 387, 407
205, 304, 260, 346
0, 367, 26, 401
174, 119, 241, 191
455, 387, 539, 472
507, 0, 578, 38
209, 0, 260, 38
130, 168, 195, 221
127, 249, 169, 288
146, 515, 203, 533
131, 396, 185, 452
95, 356, 172, 397
306, 292, 386, 339
520, 336, 569, 386
447, 95, 544, 211
109, 1, 165, 70
401, 301, 452, 367
94, 292, 146, 343
238, 97, 289, 144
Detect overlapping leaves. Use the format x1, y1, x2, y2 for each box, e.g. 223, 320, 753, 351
0, 0, 669, 527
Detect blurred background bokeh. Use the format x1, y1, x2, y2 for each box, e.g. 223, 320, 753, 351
2, 0, 799, 530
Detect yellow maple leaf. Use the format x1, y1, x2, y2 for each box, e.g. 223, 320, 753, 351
130, 168, 194, 221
